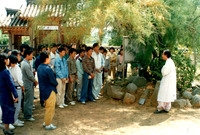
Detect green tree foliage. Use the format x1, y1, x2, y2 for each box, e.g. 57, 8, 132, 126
34, 0, 199, 91
0, 30, 9, 45
173, 47, 196, 91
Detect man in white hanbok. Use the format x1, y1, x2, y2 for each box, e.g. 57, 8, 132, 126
154, 50, 176, 114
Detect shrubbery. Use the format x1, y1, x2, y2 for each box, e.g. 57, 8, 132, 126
147, 48, 196, 92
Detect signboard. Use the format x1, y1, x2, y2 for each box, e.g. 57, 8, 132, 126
37, 26, 59, 30
123, 36, 135, 62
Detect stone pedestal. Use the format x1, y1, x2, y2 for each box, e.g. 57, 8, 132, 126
150, 81, 160, 107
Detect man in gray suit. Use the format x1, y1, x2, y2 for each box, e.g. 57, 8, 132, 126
21, 47, 38, 121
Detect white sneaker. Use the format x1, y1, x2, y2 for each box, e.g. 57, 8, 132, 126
0, 123, 3, 129
98, 95, 103, 98
0, 120, 2, 124
9, 124, 15, 130
63, 104, 68, 107
13, 120, 24, 127
18, 120, 24, 124
42, 122, 45, 127
95, 97, 100, 100
69, 101, 76, 106
25, 117, 35, 121
99, 92, 103, 96
45, 124, 57, 130
58, 105, 64, 108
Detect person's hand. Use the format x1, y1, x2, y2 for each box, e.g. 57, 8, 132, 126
95, 68, 99, 72
65, 78, 69, 83
91, 73, 95, 78
34, 81, 38, 87
33, 71, 36, 76
99, 66, 104, 71
21, 86, 25, 92
61, 78, 66, 83
13, 98, 18, 103
69, 76, 73, 83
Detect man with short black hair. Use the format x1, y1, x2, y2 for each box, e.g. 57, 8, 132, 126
21, 47, 38, 121
67, 48, 77, 105
35, 45, 46, 71
49, 43, 59, 72
19, 44, 29, 62
80, 47, 96, 104
76, 49, 85, 101
54, 47, 69, 108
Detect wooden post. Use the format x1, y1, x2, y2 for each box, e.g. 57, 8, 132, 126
123, 36, 129, 81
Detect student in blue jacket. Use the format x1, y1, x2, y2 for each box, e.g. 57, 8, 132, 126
37, 51, 58, 130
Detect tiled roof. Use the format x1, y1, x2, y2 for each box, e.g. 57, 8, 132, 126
20, 4, 66, 18
0, 4, 65, 28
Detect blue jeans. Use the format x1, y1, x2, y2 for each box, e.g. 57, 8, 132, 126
80, 72, 94, 102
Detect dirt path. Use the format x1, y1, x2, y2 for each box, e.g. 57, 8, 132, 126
10, 88, 200, 135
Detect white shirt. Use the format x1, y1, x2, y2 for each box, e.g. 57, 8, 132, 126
50, 51, 59, 70
92, 52, 105, 69
10, 64, 24, 87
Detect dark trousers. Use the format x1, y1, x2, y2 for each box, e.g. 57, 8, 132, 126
80, 72, 94, 102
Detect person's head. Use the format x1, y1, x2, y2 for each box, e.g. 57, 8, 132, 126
162, 50, 171, 60
99, 47, 105, 54
0, 53, 9, 70
38, 45, 46, 53
109, 47, 115, 53
20, 44, 29, 54
93, 43, 99, 53
69, 48, 77, 58
57, 43, 62, 48
103, 48, 107, 57
71, 43, 76, 49
78, 49, 85, 58
119, 49, 123, 55
81, 44, 87, 50
40, 51, 50, 64
8, 55, 18, 67
86, 47, 93, 56
61, 44, 69, 54
50, 43, 58, 53
58, 47, 66, 57
11, 50, 21, 62
24, 47, 34, 61
3, 48, 12, 56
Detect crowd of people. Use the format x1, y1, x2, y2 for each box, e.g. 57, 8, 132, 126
0, 42, 127, 134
